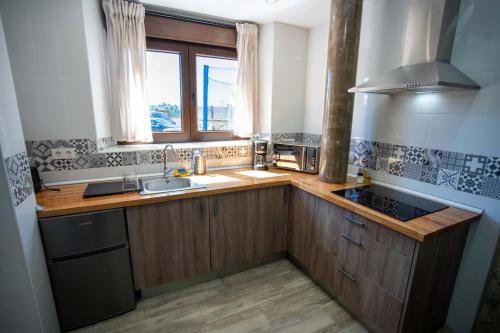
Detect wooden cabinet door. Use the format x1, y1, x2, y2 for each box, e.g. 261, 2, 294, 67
256, 186, 289, 258
309, 197, 344, 290
287, 187, 316, 269
210, 190, 259, 271
126, 197, 210, 289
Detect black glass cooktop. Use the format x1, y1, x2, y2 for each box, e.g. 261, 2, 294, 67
331, 185, 448, 222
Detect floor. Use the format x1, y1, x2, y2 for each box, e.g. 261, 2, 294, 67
73, 260, 368, 333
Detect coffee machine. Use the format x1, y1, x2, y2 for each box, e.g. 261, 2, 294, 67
252, 140, 268, 170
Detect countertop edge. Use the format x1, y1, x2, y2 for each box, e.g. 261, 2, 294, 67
36, 170, 483, 242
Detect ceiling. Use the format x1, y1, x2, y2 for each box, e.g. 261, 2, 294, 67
140, 0, 331, 28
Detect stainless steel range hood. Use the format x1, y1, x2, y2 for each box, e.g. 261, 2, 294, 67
349, 0, 480, 95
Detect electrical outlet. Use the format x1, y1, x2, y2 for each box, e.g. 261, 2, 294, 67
51, 147, 77, 159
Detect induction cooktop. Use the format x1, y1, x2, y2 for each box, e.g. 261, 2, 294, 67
331, 184, 448, 222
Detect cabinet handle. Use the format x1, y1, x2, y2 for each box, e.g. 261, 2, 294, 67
338, 267, 357, 282
342, 234, 362, 247
345, 216, 366, 228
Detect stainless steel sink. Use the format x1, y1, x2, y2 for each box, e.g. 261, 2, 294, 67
140, 177, 206, 195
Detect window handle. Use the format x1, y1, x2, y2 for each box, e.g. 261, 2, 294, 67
192, 93, 196, 102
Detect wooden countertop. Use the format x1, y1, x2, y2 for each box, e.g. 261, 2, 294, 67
36, 168, 481, 242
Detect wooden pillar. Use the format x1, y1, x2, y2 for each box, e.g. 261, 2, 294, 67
319, 0, 363, 183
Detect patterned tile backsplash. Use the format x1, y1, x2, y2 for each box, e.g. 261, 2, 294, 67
24, 134, 500, 201
349, 138, 500, 201
4, 151, 33, 207
27, 138, 252, 172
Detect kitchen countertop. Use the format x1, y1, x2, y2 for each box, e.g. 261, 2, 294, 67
36, 168, 481, 241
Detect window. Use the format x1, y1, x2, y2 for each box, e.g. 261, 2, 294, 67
146, 39, 239, 142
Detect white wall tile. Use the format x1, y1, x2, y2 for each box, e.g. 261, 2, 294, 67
64, 75, 93, 108
19, 107, 53, 141
61, 35, 89, 75
41, 75, 67, 108
35, 36, 62, 75
425, 113, 500, 156
358, 111, 430, 147
455, 0, 500, 34
11, 74, 45, 109
452, 26, 500, 74
6, 39, 38, 74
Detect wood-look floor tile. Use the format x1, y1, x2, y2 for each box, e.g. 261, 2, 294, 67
272, 311, 336, 332
142, 279, 225, 318
145, 303, 204, 333
259, 283, 332, 328
69, 260, 367, 333
199, 282, 281, 324
204, 307, 271, 333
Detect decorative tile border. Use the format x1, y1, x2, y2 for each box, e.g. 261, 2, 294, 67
4, 151, 33, 207
349, 139, 500, 201
270, 132, 321, 144
27, 138, 252, 172
25, 134, 500, 201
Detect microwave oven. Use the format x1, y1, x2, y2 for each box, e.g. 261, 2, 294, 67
272, 142, 321, 173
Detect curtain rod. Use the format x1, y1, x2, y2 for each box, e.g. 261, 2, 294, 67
144, 4, 241, 29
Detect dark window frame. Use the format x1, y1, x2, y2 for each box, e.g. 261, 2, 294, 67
146, 38, 242, 143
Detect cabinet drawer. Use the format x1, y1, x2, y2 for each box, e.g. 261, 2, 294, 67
334, 210, 416, 332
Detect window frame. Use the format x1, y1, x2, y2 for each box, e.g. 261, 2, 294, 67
146, 38, 241, 143
146, 39, 191, 143
188, 45, 238, 142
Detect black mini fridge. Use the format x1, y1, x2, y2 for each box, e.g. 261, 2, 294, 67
39, 208, 136, 331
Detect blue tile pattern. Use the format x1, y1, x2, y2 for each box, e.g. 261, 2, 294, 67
347, 137, 500, 201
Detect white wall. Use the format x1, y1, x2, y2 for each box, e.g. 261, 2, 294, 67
0, 13, 59, 333
258, 22, 309, 135
258, 22, 274, 135
270, 22, 308, 133
0, 0, 111, 142
82, 0, 112, 140
304, 23, 328, 135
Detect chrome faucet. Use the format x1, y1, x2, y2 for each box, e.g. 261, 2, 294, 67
163, 144, 177, 179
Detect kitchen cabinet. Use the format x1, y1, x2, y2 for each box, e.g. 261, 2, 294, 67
256, 186, 289, 258
287, 187, 316, 268
334, 211, 415, 333
289, 188, 469, 333
126, 197, 210, 289
309, 196, 343, 288
210, 186, 289, 271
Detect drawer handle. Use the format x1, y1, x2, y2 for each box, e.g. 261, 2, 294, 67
342, 234, 362, 247
345, 216, 366, 228
79, 221, 93, 226
338, 268, 357, 282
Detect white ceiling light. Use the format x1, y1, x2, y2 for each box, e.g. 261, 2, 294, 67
265, 0, 279, 3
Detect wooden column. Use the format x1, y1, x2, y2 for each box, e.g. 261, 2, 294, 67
319, 0, 363, 183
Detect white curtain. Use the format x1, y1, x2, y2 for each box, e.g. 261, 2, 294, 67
235, 23, 259, 137
102, 0, 153, 142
